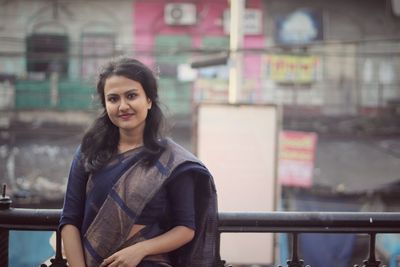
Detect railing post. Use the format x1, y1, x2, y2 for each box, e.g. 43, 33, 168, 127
286, 233, 304, 267
214, 232, 230, 267
0, 184, 12, 267
0, 227, 9, 267
40, 229, 68, 267
45, 230, 68, 267
362, 233, 381, 267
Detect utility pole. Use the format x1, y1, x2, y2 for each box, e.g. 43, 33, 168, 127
228, 0, 245, 104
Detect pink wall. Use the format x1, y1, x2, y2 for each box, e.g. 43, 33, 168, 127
134, 1, 227, 36
133, 0, 265, 86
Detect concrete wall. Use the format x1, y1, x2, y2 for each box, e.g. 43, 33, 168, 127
0, 0, 134, 78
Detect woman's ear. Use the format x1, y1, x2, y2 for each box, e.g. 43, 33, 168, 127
147, 98, 152, 110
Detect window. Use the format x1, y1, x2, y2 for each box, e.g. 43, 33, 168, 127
26, 34, 68, 77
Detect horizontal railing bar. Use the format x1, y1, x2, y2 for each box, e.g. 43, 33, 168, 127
5, 226, 400, 234
218, 211, 400, 228
218, 211, 400, 233
0, 208, 60, 226
2, 209, 400, 234
219, 227, 400, 233
0, 225, 57, 231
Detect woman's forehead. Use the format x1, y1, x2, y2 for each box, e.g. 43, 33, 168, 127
104, 76, 144, 93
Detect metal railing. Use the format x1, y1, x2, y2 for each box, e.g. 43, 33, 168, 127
2, 187, 400, 267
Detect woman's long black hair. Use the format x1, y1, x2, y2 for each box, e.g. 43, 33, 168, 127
81, 57, 165, 172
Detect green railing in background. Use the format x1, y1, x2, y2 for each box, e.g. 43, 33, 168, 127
15, 80, 51, 109
14, 79, 95, 110
58, 80, 94, 110
11, 78, 192, 117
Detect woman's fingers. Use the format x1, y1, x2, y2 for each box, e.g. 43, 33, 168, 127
100, 255, 115, 267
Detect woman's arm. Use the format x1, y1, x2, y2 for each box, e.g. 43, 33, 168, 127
61, 224, 86, 267
100, 225, 194, 267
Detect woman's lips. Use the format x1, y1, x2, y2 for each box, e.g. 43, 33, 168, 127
119, 114, 134, 120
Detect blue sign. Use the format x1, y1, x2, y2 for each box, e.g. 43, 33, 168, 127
275, 9, 323, 45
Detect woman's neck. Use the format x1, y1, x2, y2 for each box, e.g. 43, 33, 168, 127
118, 130, 144, 153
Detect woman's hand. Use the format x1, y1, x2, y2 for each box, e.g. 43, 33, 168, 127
100, 244, 147, 267
99, 226, 194, 267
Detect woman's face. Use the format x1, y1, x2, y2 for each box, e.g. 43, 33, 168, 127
104, 75, 152, 136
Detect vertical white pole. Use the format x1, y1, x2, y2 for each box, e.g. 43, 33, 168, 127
228, 0, 245, 104
50, 72, 59, 107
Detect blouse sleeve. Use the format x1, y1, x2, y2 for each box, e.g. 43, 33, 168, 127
167, 170, 196, 230
59, 147, 88, 231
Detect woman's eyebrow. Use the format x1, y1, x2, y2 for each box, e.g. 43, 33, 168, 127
106, 92, 118, 97
106, 89, 138, 96
125, 89, 138, 93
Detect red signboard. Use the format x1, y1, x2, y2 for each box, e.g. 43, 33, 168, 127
278, 131, 318, 187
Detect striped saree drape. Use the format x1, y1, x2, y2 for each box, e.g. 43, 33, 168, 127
82, 139, 219, 267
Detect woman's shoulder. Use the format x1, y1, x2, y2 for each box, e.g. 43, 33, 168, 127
160, 138, 212, 175
73, 144, 83, 159
71, 145, 88, 171
162, 138, 198, 161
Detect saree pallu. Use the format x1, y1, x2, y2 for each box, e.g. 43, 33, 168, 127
82, 139, 219, 267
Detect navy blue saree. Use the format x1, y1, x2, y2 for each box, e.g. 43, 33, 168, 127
60, 139, 218, 267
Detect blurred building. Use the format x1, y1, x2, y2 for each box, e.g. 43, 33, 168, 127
0, 0, 399, 199
0, 0, 399, 120
1, 0, 400, 265
0, 0, 137, 205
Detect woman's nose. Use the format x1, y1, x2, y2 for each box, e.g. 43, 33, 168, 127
119, 98, 129, 111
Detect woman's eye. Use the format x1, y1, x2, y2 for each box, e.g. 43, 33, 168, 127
127, 93, 137, 100
107, 96, 117, 103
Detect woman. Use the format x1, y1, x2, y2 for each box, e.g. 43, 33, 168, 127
59, 58, 218, 267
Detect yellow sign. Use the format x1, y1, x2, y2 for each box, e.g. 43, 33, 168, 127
266, 55, 320, 83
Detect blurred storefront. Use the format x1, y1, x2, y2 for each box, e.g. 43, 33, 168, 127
0, 0, 399, 117
0, 0, 399, 265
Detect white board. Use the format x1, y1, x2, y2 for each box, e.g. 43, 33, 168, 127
196, 103, 279, 265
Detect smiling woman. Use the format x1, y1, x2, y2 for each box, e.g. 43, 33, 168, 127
104, 76, 152, 153
58, 58, 218, 267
